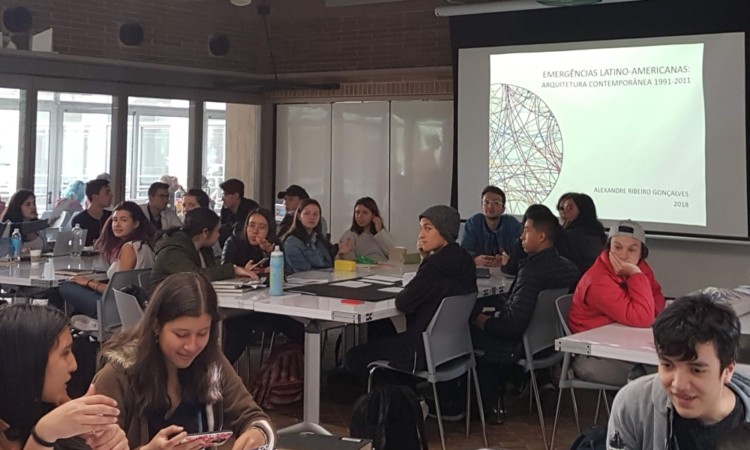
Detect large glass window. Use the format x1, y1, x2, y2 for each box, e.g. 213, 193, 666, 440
0, 88, 20, 203
126, 97, 189, 204
35, 92, 112, 213
204, 102, 226, 213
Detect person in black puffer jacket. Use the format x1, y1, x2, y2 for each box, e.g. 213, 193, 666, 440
562, 193, 607, 273
472, 204, 581, 414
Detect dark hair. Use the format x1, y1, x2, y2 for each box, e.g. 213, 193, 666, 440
241, 208, 278, 245
0, 304, 69, 442
556, 192, 577, 212
181, 208, 221, 238
481, 185, 506, 205
96, 201, 156, 264
565, 193, 606, 240
147, 182, 170, 197
653, 293, 740, 371
109, 273, 223, 416
85, 179, 110, 201
185, 189, 210, 209
219, 178, 244, 197
349, 197, 382, 235
606, 236, 650, 260
522, 204, 564, 245
0, 189, 35, 222
283, 198, 330, 247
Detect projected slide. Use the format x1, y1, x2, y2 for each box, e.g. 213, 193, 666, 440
489, 43, 706, 225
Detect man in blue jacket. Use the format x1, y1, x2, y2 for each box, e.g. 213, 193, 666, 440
460, 185, 522, 268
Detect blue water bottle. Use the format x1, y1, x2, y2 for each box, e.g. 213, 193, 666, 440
269, 245, 284, 296
10, 228, 22, 262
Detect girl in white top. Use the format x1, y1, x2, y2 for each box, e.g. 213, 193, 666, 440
337, 197, 396, 263
60, 201, 157, 318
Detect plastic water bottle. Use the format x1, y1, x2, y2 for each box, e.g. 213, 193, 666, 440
71, 223, 84, 257
10, 228, 22, 262
269, 246, 284, 296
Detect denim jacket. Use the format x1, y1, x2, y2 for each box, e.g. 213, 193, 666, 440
460, 212, 522, 257
283, 233, 333, 273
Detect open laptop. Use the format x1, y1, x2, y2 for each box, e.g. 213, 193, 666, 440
43, 229, 88, 257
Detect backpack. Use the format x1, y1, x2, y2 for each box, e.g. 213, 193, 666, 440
569, 426, 607, 450
249, 342, 304, 409
350, 385, 428, 450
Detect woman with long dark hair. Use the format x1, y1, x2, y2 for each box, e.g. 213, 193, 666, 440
0, 304, 126, 450
281, 199, 334, 273
0, 189, 47, 252
150, 208, 256, 285
221, 208, 277, 272
59, 201, 156, 318
93, 273, 275, 450
562, 193, 607, 272
337, 197, 396, 263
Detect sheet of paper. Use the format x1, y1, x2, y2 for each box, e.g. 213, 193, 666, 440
360, 278, 393, 285
378, 286, 404, 294
363, 275, 402, 283
402, 272, 417, 286
287, 278, 330, 285
331, 280, 372, 288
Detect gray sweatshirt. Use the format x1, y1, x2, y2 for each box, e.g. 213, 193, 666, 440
607, 372, 750, 450
338, 229, 396, 263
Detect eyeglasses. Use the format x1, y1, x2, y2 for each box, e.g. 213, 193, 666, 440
482, 200, 504, 207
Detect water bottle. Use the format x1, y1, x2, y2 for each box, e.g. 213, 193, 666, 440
71, 223, 84, 257
269, 246, 284, 296
10, 228, 22, 262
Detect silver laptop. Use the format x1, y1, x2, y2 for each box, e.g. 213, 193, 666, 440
44, 229, 88, 257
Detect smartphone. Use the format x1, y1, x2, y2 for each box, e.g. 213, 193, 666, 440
248, 257, 269, 271
180, 430, 233, 447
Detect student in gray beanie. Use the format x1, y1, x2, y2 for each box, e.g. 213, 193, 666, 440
419, 205, 460, 245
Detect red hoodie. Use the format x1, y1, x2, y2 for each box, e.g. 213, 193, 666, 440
568, 250, 665, 334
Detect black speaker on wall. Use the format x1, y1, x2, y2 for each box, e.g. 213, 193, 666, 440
209, 34, 231, 56
119, 23, 144, 46
2, 6, 33, 33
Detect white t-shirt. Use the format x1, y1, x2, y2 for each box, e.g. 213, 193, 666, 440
106, 240, 155, 279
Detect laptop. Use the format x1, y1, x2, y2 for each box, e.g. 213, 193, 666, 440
43, 229, 89, 257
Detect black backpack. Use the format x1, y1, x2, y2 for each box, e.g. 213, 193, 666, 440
570, 426, 607, 450
350, 385, 428, 450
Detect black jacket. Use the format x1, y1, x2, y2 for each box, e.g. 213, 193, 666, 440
219, 197, 260, 247
221, 234, 270, 269
390, 243, 477, 371
481, 246, 581, 365
565, 227, 606, 274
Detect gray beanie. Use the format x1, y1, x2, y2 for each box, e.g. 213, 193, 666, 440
419, 205, 460, 244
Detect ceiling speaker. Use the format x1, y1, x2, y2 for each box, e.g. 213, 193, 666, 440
2, 7, 33, 33
119, 23, 144, 46
209, 35, 231, 56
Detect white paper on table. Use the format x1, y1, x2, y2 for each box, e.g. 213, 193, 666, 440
364, 275, 402, 283
331, 280, 372, 288
360, 278, 394, 285
402, 272, 417, 286
287, 278, 330, 285
378, 286, 404, 294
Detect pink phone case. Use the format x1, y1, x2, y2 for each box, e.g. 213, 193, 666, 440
180, 431, 233, 447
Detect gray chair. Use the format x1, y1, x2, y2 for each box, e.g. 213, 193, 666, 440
95, 268, 151, 341
549, 294, 623, 450
113, 289, 144, 332
137, 270, 152, 292
367, 293, 487, 450
515, 288, 568, 450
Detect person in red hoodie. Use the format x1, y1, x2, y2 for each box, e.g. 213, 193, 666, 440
568, 219, 666, 385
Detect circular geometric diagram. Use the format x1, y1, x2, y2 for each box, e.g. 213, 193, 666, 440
489, 83, 563, 214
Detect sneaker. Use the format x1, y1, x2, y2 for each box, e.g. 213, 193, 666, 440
425, 397, 466, 422
71, 314, 99, 332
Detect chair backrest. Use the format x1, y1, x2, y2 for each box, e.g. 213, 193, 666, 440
113, 289, 144, 331
555, 294, 574, 337
422, 292, 479, 372
522, 288, 569, 360
137, 270, 152, 291
97, 268, 151, 340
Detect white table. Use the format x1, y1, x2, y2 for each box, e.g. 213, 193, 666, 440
555, 321, 750, 375
216, 264, 513, 434
0, 255, 109, 288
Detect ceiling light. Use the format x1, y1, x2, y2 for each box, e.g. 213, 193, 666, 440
230, 0, 252, 6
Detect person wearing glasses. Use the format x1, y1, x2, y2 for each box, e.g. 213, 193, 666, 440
140, 182, 182, 231
459, 185, 522, 268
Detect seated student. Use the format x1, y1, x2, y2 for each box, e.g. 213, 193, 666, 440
0, 304, 126, 450
556, 191, 577, 227
561, 193, 606, 273
460, 185, 522, 268
220, 208, 304, 363
52, 180, 85, 218
140, 182, 182, 232
276, 184, 328, 240
282, 199, 335, 274
337, 197, 396, 263
346, 205, 477, 376
471, 204, 580, 413
60, 201, 156, 318
71, 178, 113, 246
568, 219, 665, 385
151, 208, 256, 285
0, 189, 48, 252
182, 188, 211, 214
607, 294, 750, 450
93, 273, 275, 450
219, 179, 260, 247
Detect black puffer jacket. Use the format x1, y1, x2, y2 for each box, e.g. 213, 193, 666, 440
482, 246, 580, 364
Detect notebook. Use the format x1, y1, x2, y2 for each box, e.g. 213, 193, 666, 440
276, 433, 372, 450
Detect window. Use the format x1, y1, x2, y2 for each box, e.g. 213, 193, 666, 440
0, 88, 20, 202
204, 102, 227, 212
